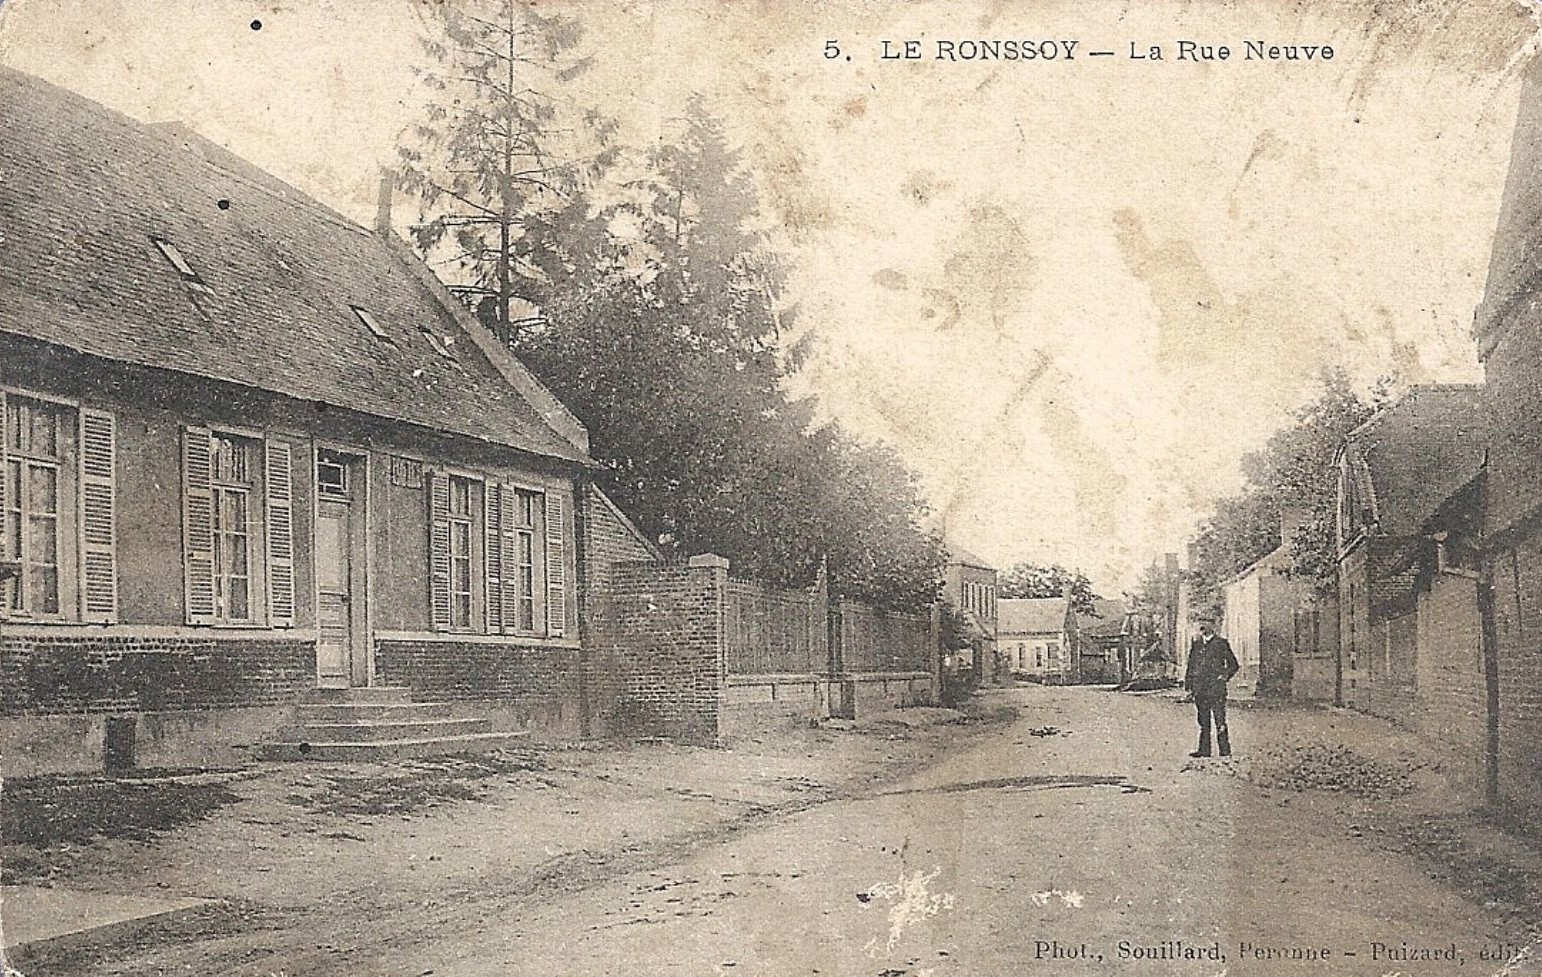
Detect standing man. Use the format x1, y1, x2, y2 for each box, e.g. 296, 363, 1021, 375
1184, 616, 1240, 757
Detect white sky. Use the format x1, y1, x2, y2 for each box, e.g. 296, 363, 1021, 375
3, 0, 1537, 591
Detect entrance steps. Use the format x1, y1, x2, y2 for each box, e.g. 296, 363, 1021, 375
259, 687, 528, 761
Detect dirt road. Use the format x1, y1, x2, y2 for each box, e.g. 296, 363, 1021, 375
342, 686, 1533, 976
21, 685, 1542, 977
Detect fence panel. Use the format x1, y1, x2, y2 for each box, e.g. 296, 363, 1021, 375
724, 580, 820, 675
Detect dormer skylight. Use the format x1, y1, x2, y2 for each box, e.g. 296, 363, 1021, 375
419, 326, 456, 361
351, 305, 393, 342
151, 236, 204, 284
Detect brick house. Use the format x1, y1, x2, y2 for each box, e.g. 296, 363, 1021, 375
1472, 50, 1542, 809
996, 597, 1074, 682
1334, 386, 1486, 755
942, 545, 998, 680
0, 68, 658, 773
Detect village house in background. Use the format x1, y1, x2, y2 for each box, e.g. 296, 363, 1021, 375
1334, 385, 1485, 733
942, 545, 998, 682
0, 68, 943, 775
996, 596, 1074, 683
1071, 597, 1129, 685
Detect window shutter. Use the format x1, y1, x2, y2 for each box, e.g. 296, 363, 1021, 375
182, 426, 217, 624
544, 490, 567, 637
264, 440, 295, 628
499, 484, 520, 633
428, 471, 452, 630
0, 390, 8, 618
79, 408, 118, 622
484, 481, 502, 634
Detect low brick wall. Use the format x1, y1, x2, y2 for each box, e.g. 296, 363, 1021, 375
1, 632, 313, 715
0, 631, 312, 775
373, 638, 585, 739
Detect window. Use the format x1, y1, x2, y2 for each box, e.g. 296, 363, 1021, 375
512, 489, 537, 632
317, 449, 349, 498
429, 473, 567, 638
2, 393, 117, 623
210, 434, 256, 623
151, 236, 211, 293
1048, 642, 1060, 661
448, 476, 475, 629
181, 427, 293, 628
351, 306, 393, 343
4, 397, 68, 616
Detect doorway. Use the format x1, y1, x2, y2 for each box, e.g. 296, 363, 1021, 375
315, 448, 368, 688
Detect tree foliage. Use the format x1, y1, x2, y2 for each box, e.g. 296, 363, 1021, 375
998, 562, 1101, 615
1188, 369, 1390, 607
398, 0, 616, 345
400, 30, 945, 609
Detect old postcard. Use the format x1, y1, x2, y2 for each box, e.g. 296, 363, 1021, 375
1, 0, 1541, 974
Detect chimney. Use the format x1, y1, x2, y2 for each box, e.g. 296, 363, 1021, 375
375, 172, 394, 235
1279, 505, 1311, 546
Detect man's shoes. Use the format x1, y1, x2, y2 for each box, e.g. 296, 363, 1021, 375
1188, 751, 1211, 758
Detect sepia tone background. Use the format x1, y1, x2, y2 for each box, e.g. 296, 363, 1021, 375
4, 0, 1535, 589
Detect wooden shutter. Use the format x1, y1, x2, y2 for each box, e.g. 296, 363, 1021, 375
264, 440, 295, 627
499, 485, 520, 633
182, 426, 216, 624
484, 481, 502, 633
0, 390, 8, 618
428, 471, 452, 630
79, 408, 118, 622
544, 490, 567, 637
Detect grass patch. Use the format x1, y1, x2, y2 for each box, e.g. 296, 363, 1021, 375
285, 750, 544, 818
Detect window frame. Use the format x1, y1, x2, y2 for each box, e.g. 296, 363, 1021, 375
3, 389, 79, 622
207, 430, 263, 625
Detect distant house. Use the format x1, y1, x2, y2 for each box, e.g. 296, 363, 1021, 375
1072, 598, 1128, 685
1217, 509, 1337, 701
997, 597, 1074, 683
1335, 385, 1486, 730
942, 545, 998, 680
0, 69, 658, 774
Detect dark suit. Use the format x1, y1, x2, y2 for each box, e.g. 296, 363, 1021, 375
1185, 634, 1240, 756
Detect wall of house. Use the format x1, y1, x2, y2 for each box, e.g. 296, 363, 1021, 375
999, 632, 1070, 679
1412, 571, 1486, 799
1222, 574, 1262, 697
373, 638, 583, 739
1339, 545, 1371, 711
1291, 595, 1339, 704
1256, 575, 1298, 698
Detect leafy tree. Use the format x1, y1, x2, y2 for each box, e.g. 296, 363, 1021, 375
998, 562, 1101, 615
398, 0, 616, 346
1188, 369, 1389, 606
514, 100, 943, 609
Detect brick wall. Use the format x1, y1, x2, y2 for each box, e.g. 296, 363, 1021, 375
581, 486, 660, 596
1414, 572, 1487, 797
585, 559, 725, 745
0, 633, 312, 715
373, 638, 583, 736
1489, 536, 1542, 810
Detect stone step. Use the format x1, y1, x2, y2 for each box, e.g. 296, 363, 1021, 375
300, 686, 414, 705
259, 730, 530, 762
294, 702, 454, 723
277, 717, 493, 743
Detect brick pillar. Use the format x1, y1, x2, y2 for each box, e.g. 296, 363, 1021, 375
688, 553, 731, 744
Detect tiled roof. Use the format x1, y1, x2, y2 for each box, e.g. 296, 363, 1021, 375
1343, 385, 1486, 538
946, 544, 995, 571
1075, 598, 1128, 636
0, 67, 589, 464
998, 597, 1069, 635
1475, 54, 1542, 354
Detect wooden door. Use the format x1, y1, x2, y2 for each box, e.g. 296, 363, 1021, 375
316, 498, 356, 687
